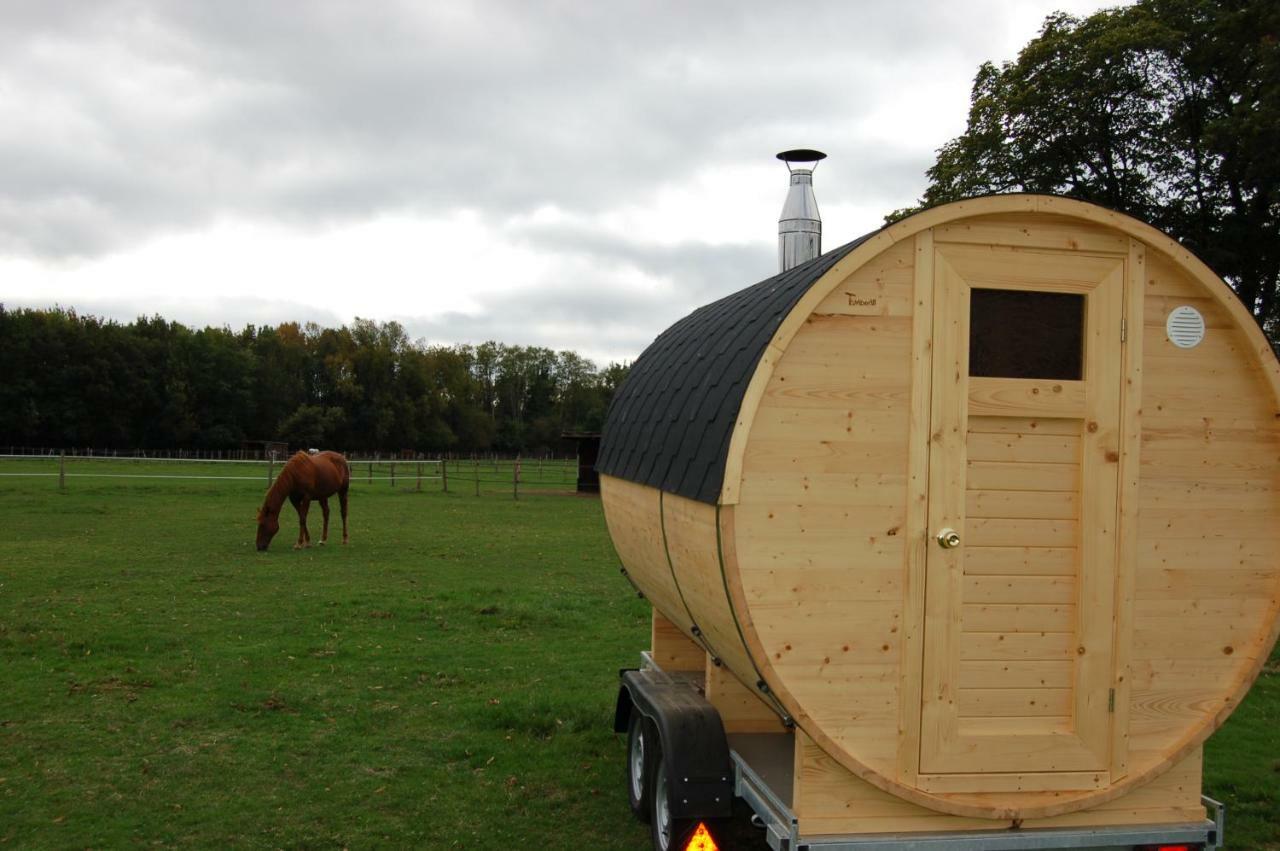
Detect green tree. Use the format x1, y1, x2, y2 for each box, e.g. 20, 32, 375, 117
469, 341, 502, 430
0, 309, 630, 454
347, 318, 411, 450
584, 360, 631, 432
278, 404, 347, 448
494, 345, 558, 451
902, 0, 1280, 337
421, 345, 481, 452
244, 322, 310, 442
0, 306, 43, 445
184, 327, 255, 448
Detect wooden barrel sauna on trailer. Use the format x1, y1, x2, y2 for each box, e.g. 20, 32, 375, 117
600, 193, 1280, 850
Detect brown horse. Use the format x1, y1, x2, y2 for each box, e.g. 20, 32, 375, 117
256, 451, 351, 551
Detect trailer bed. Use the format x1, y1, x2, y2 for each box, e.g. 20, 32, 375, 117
727, 731, 1223, 850
628, 653, 1224, 851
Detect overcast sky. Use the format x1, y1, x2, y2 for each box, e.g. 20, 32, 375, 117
1, 0, 1121, 364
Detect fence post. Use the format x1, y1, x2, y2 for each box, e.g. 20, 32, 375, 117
474, 459, 480, 497
390, 462, 396, 488
368, 461, 373, 485
59, 451, 66, 492
442, 458, 449, 493
416, 461, 422, 492
267, 454, 274, 487
513, 456, 520, 500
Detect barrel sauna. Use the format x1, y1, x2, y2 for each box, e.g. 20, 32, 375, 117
598, 194, 1280, 832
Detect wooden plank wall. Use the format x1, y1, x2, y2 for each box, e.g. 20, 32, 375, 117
1128, 251, 1280, 770
736, 237, 918, 779
793, 730, 1205, 835
652, 609, 704, 672
663, 491, 758, 680
794, 731, 996, 835
705, 655, 788, 734
600, 476, 696, 638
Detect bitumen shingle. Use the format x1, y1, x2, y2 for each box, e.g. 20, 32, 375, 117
597, 232, 877, 504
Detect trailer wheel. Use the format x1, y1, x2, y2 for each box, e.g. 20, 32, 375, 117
627, 712, 655, 822
650, 751, 695, 851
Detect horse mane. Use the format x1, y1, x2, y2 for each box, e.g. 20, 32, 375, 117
262, 452, 308, 513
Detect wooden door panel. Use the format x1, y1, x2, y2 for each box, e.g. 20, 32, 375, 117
968, 378, 1087, 418
919, 246, 1126, 790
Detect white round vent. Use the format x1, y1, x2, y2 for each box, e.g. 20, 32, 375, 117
1166, 305, 1205, 349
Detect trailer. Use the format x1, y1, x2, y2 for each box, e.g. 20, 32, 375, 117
596, 186, 1280, 850
616, 649, 1223, 850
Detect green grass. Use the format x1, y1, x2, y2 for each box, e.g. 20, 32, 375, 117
1, 468, 1276, 848
1205, 643, 1280, 849
0, 474, 652, 848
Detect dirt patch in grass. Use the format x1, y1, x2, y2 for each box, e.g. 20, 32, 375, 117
66, 677, 155, 702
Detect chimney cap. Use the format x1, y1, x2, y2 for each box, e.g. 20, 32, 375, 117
776, 149, 827, 164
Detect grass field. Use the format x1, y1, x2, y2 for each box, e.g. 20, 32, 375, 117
1, 466, 1277, 849
1, 471, 655, 848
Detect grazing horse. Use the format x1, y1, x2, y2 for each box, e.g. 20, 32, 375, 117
256, 451, 350, 551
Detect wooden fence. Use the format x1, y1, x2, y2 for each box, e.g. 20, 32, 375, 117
0, 453, 580, 500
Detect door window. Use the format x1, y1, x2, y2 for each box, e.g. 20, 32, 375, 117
969, 288, 1085, 380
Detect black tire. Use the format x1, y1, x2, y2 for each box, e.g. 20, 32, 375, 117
626, 712, 655, 822
649, 750, 696, 851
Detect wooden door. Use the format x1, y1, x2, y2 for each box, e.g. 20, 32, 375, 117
918, 243, 1127, 792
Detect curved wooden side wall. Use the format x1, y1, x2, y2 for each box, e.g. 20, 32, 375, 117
602, 477, 694, 641
602, 196, 1280, 832
601, 476, 759, 685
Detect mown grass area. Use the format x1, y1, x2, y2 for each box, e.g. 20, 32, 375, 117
1, 468, 1276, 848
1205, 641, 1280, 849
0, 474, 653, 848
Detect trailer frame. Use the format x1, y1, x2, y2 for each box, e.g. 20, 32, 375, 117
619, 653, 1224, 851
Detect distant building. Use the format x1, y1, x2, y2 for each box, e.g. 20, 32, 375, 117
242, 439, 289, 460
562, 432, 600, 494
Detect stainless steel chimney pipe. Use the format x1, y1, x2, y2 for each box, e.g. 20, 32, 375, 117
777, 149, 826, 273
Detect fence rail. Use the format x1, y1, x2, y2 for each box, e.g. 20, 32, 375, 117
0, 453, 581, 499
1, 447, 576, 462
0, 453, 267, 464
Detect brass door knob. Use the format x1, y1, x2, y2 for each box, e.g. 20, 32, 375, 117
936, 528, 961, 549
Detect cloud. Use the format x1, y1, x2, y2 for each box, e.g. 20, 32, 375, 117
0, 0, 1124, 358
0, 210, 760, 364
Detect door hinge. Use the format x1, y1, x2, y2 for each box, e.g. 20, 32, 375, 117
1108, 688, 1116, 713
1121, 318, 1127, 343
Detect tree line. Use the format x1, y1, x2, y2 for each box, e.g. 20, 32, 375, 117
0, 306, 629, 454
898, 0, 1279, 341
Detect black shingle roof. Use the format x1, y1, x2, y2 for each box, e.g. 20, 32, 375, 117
598, 232, 877, 504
